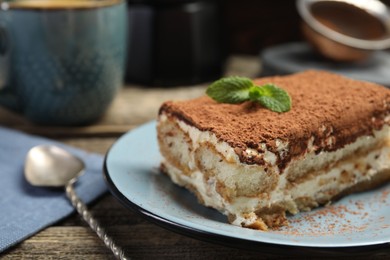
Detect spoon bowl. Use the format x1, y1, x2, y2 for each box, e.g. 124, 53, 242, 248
24, 144, 127, 260
25, 145, 84, 187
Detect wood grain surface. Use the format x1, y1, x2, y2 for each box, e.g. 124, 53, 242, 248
1, 56, 389, 259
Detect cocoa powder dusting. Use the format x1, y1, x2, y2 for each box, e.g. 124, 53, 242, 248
160, 70, 390, 170
272, 186, 390, 237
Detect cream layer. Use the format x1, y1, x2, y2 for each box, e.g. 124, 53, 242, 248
158, 113, 390, 228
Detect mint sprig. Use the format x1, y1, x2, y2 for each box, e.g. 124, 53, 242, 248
206, 76, 291, 113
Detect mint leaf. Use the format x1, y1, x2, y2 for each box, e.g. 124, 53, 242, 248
206, 77, 292, 113
249, 84, 291, 112
206, 76, 253, 103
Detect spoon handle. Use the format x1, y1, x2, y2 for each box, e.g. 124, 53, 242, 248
65, 179, 128, 260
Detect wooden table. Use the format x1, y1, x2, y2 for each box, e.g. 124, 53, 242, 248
1, 56, 388, 259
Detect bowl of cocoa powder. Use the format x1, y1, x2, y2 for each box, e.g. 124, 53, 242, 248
297, 0, 390, 62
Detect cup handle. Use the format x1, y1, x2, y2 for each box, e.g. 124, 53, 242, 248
0, 23, 9, 89
0, 22, 20, 112
0, 25, 7, 55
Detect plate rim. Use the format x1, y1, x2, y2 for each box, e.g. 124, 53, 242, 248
103, 121, 390, 255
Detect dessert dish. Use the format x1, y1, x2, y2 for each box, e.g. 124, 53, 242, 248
157, 70, 390, 230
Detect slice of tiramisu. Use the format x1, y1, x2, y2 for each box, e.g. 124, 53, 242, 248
157, 70, 390, 230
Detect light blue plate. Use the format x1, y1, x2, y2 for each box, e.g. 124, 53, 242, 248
104, 121, 390, 253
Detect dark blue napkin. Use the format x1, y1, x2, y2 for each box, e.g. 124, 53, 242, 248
0, 126, 107, 252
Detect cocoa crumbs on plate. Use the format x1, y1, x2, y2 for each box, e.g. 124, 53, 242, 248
273, 186, 390, 237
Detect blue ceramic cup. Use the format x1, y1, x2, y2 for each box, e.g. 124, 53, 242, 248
0, 0, 127, 125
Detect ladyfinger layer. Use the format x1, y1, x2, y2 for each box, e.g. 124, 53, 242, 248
157, 70, 390, 230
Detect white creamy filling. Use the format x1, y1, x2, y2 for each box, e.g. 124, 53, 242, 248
159, 114, 390, 226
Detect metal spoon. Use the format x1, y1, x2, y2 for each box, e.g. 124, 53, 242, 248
24, 145, 127, 260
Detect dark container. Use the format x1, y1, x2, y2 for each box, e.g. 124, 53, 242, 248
126, 0, 224, 86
